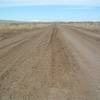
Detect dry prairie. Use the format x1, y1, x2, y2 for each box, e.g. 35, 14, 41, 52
0, 22, 100, 100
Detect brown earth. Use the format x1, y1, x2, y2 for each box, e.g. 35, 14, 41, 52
0, 23, 100, 100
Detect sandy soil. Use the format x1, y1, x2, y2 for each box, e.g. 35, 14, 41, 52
0, 23, 100, 100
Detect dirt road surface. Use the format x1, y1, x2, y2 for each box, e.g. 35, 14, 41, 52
0, 23, 100, 100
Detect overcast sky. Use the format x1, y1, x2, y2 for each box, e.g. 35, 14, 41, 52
0, 0, 100, 6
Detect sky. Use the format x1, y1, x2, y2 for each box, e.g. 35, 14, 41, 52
0, 0, 100, 21
0, 0, 100, 6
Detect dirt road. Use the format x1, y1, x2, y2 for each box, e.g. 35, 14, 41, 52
0, 23, 100, 100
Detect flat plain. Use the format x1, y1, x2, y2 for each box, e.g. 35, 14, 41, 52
0, 22, 100, 100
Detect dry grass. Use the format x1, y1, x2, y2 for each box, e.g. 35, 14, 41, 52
64, 22, 100, 31
0, 23, 50, 41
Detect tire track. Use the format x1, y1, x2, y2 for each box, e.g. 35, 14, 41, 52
0, 23, 100, 100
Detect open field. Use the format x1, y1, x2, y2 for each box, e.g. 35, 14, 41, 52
0, 22, 100, 100
65, 22, 100, 30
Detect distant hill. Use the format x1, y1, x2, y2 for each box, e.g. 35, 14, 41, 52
0, 20, 30, 24
0, 20, 18, 23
